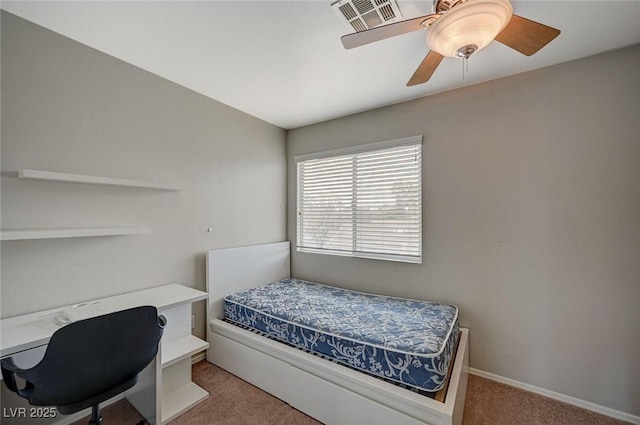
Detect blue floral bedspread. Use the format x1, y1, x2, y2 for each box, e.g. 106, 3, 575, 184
224, 278, 459, 392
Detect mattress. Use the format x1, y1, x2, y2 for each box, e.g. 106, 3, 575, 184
223, 278, 459, 392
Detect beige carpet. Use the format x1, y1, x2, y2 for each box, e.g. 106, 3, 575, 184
463, 374, 631, 425
82, 361, 631, 425
169, 362, 319, 425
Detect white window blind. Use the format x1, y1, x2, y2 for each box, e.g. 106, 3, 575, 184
296, 136, 422, 263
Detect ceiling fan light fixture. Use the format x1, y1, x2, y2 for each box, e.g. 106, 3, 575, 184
426, 0, 513, 58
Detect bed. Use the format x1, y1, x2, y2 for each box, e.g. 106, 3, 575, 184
206, 241, 469, 425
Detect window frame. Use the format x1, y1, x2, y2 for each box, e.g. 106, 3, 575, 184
295, 135, 422, 264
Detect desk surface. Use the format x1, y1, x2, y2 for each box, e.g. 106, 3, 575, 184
0, 284, 208, 358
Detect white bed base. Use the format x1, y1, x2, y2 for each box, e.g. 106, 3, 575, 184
206, 242, 469, 425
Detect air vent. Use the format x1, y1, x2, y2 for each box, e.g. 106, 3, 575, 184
331, 0, 402, 32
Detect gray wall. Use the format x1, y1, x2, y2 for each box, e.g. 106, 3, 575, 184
287, 45, 640, 416
0, 11, 287, 336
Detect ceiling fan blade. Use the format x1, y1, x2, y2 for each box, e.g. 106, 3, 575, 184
494, 14, 560, 56
407, 50, 444, 86
341, 14, 437, 50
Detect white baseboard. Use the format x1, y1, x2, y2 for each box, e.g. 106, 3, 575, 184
468, 368, 640, 425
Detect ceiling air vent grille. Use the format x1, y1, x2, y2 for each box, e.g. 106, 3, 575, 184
331, 0, 402, 32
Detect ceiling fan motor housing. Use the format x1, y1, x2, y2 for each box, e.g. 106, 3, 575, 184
435, 0, 464, 13
456, 44, 478, 58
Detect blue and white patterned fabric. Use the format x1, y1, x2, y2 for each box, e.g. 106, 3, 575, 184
224, 278, 459, 392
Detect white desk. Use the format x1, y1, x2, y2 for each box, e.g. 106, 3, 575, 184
0, 284, 209, 425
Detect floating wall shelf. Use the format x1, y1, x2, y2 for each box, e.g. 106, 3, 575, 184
0, 226, 150, 241
18, 169, 182, 191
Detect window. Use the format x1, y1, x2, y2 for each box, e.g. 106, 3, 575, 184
295, 136, 422, 263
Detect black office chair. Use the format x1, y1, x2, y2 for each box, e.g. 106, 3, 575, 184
1, 305, 166, 425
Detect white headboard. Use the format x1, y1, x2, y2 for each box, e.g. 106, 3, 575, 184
206, 241, 290, 321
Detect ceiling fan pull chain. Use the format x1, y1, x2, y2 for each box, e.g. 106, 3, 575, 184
462, 57, 470, 81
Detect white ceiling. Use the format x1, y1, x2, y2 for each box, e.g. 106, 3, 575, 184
3, 1, 640, 129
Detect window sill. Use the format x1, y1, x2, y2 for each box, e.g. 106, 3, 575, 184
296, 247, 422, 264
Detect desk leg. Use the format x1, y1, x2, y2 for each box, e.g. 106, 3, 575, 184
126, 354, 161, 424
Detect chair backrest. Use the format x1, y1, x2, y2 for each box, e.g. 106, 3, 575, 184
20, 305, 164, 408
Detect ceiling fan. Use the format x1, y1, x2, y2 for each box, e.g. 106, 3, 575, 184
341, 0, 561, 86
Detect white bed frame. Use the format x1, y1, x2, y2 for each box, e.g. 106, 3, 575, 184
206, 242, 469, 425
